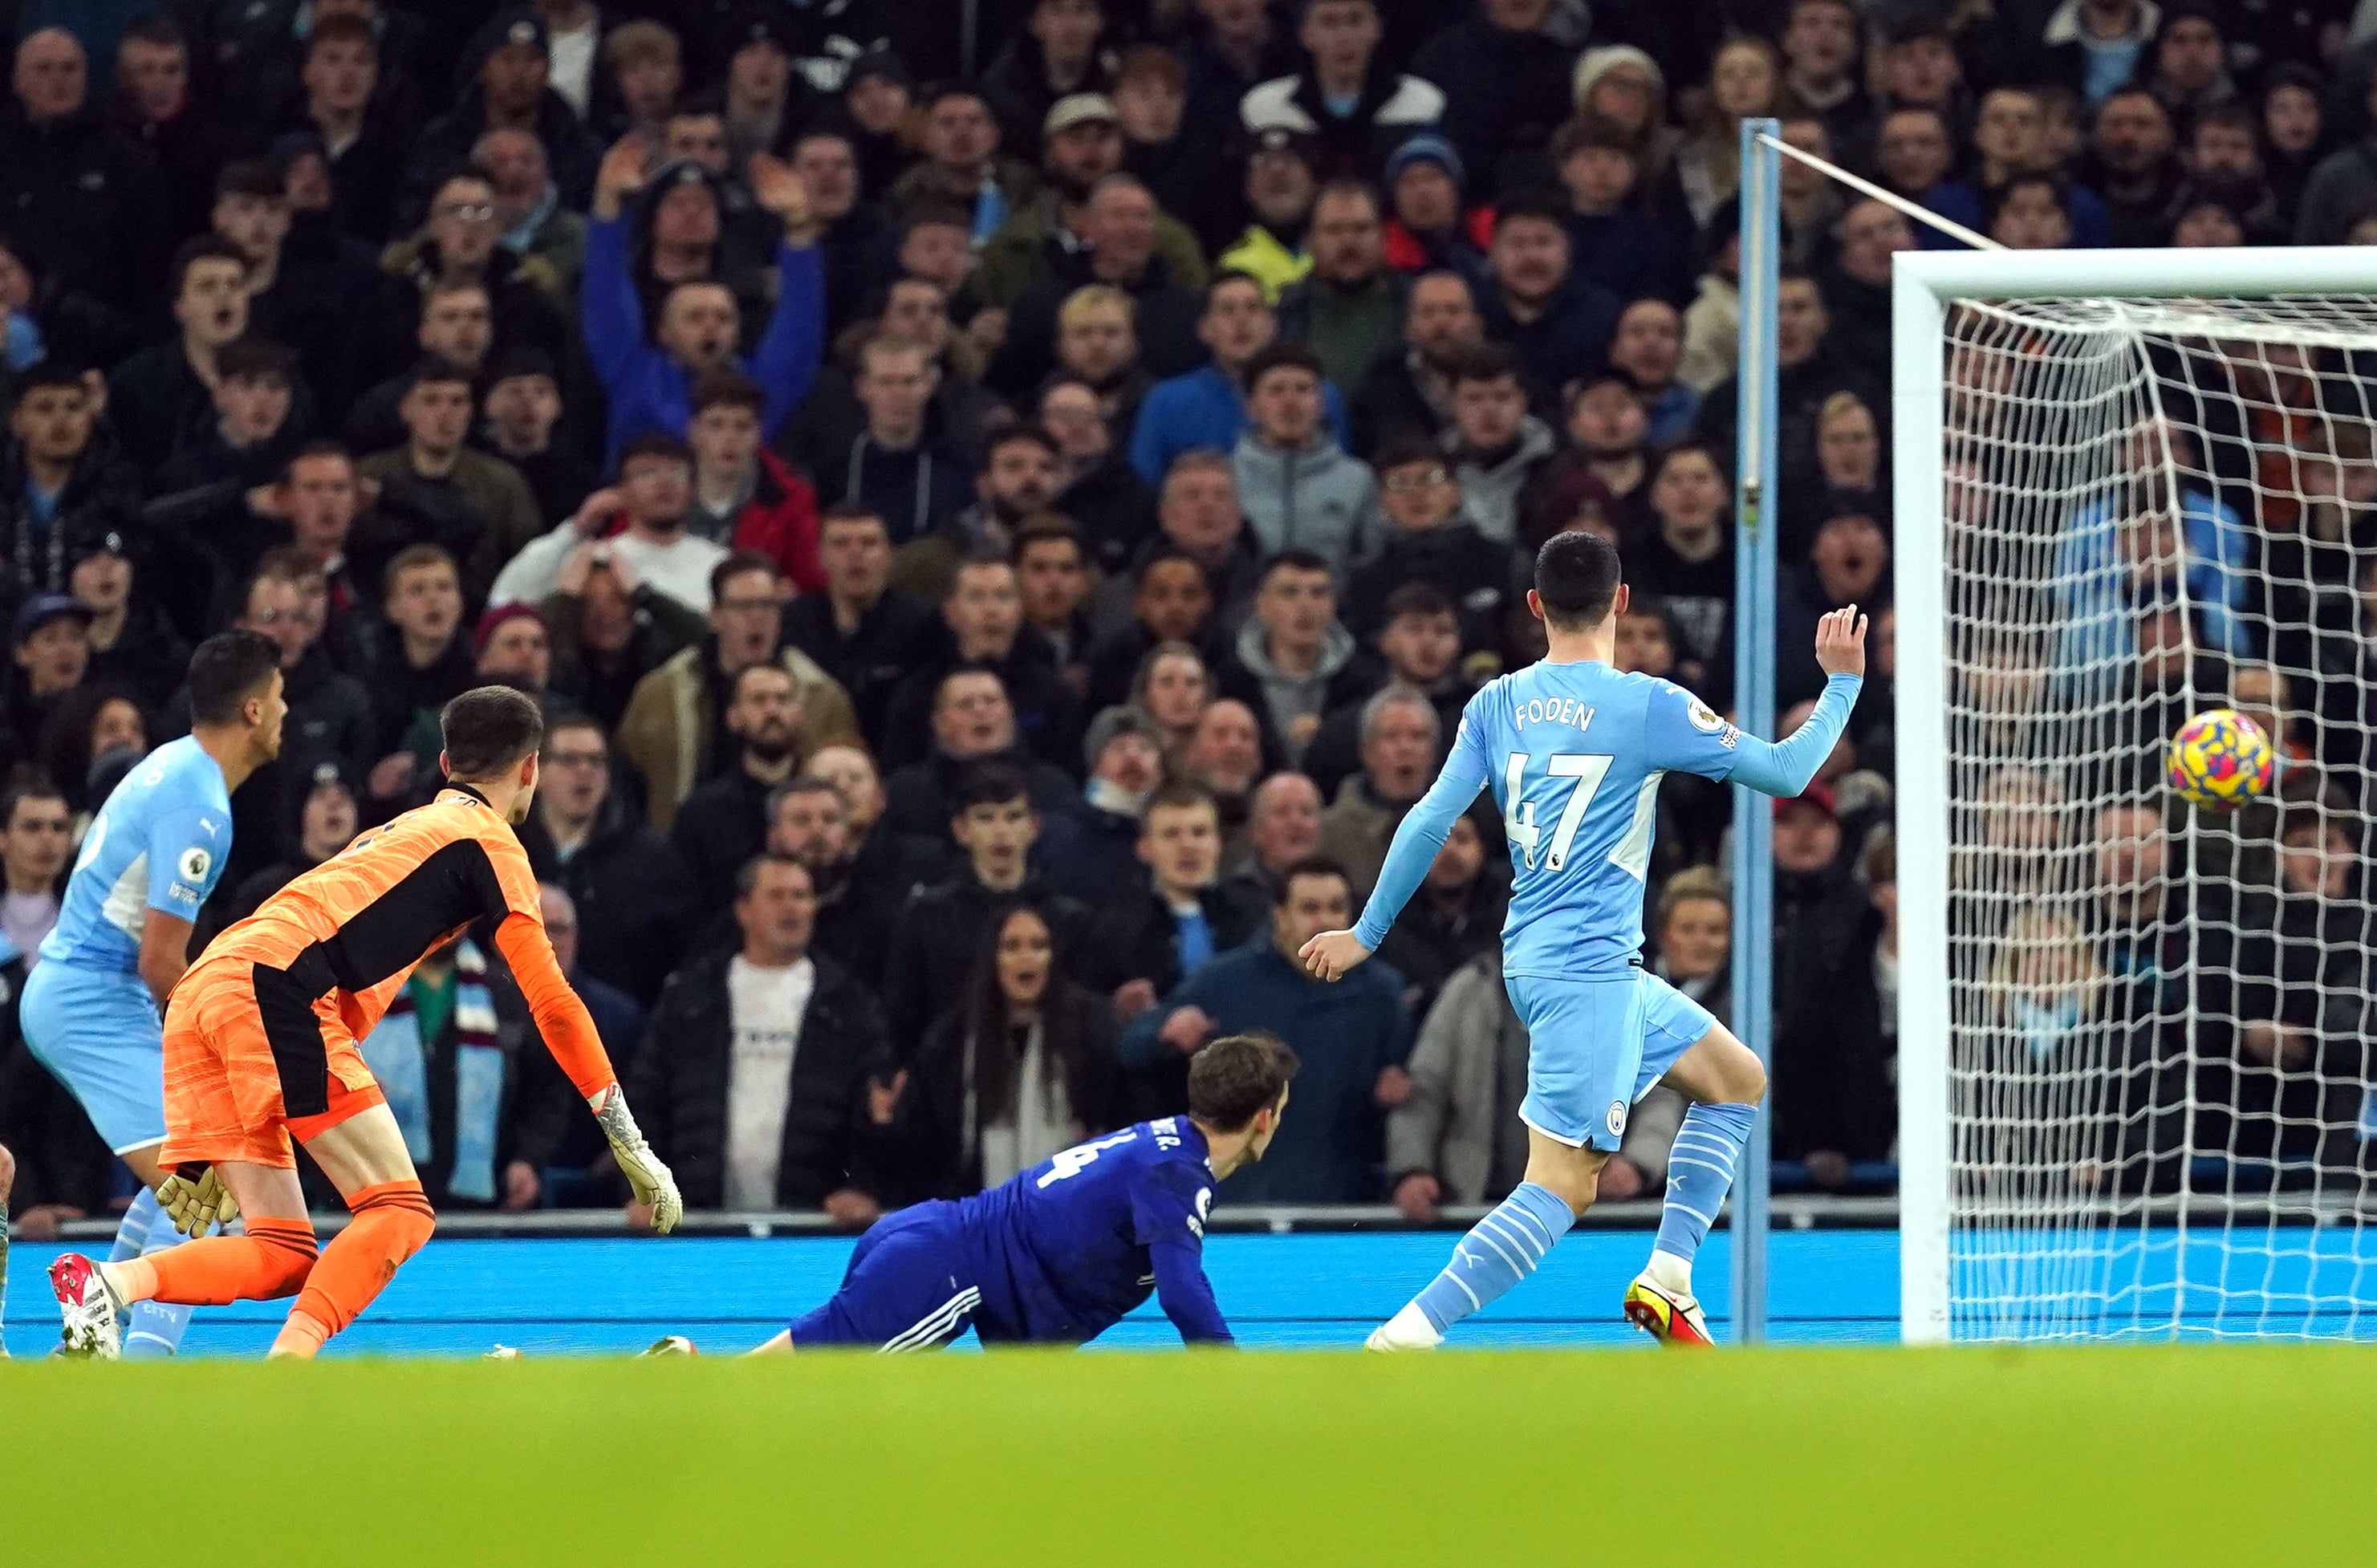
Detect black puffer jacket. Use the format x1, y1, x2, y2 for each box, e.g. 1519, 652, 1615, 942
628, 948, 891, 1209
519, 791, 693, 1007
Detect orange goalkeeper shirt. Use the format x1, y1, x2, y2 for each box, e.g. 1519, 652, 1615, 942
200, 785, 618, 1099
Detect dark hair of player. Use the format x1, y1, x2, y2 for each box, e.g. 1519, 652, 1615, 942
1188, 1030, 1301, 1131
441, 685, 547, 782
1534, 529, 1624, 631
187, 630, 284, 727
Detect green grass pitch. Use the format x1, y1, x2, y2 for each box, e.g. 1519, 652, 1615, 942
6, 1344, 2372, 1563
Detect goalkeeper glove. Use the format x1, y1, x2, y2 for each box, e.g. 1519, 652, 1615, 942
591, 1084, 681, 1233
155, 1165, 238, 1237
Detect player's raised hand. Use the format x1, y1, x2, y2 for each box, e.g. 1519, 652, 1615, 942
1814, 605, 1868, 678
1298, 928, 1372, 982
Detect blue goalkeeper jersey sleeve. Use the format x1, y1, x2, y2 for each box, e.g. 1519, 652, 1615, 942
957, 1117, 1231, 1344
42, 735, 233, 974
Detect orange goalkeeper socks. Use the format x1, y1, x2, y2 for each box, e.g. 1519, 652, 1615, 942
274, 1180, 436, 1359
113, 1219, 320, 1306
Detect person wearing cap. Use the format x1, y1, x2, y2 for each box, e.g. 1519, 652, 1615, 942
1217, 126, 1319, 300
980, 0, 1115, 164
481, 346, 599, 528
685, 6, 821, 172
70, 507, 188, 713
888, 84, 1042, 238
2, 363, 142, 616
404, 8, 598, 227
976, 93, 1210, 312
1380, 132, 1490, 279
4, 592, 93, 745
1408, 0, 1580, 196
1239, 0, 1444, 185
841, 47, 920, 197
1047, 703, 1167, 901
583, 132, 825, 467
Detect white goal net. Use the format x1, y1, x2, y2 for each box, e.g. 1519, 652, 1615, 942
1910, 281, 2377, 1341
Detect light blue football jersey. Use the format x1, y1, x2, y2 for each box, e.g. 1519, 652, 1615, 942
43, 735, 233, 973
1440, 661, 1743, 980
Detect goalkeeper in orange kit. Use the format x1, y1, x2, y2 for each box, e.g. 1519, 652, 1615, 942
49, 687, 683, 1359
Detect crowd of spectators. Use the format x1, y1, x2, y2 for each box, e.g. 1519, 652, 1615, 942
0, 0, 2371, 1233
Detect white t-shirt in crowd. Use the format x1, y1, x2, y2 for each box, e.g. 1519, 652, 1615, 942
547, 21, 598, 116
723, 954, 816, 1211
488, 521, 729, 614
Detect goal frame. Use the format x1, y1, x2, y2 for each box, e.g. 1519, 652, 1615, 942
1891, 246, 2377, 1343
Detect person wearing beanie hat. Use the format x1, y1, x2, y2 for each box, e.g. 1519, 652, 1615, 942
1380, 130, 1494, 277
1055, 703, 1167, 902
1237, 0, 1444, 185
583, 126, 826, 466
407, 8, 599, 226
842, 47, 921, 197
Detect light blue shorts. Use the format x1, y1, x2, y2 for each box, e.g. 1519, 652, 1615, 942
1506, 969, 1719, 1152
19, 958, 167, 1156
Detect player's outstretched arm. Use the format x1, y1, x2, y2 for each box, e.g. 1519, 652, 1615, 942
494, 910, 684, 1233
1727, 606, 1867, 800
1151, 1241, 1234, 1346
1302, 725, 1489, 982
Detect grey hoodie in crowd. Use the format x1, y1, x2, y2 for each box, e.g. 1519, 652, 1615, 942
1233, 615, 1359, 766
1446, 415, 1557, 544
1231, 432, 1380, 577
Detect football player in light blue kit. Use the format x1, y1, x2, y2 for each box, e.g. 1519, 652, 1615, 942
1300, 532, 1865, 1348
20, 631, 286, 1356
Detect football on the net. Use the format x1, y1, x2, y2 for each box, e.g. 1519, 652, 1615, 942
2166, 709, 2274, 810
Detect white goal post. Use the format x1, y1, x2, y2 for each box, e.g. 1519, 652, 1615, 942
1895, 247, 2377, 1343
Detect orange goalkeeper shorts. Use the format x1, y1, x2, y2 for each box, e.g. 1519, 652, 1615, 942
160, 956, 384, 1170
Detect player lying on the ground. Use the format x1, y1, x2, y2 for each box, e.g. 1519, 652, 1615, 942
648, 1032, 1295, 1355
50, 688, 684, 1359
1300, 531, 1865, 1349
20, 631, 286, 1357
